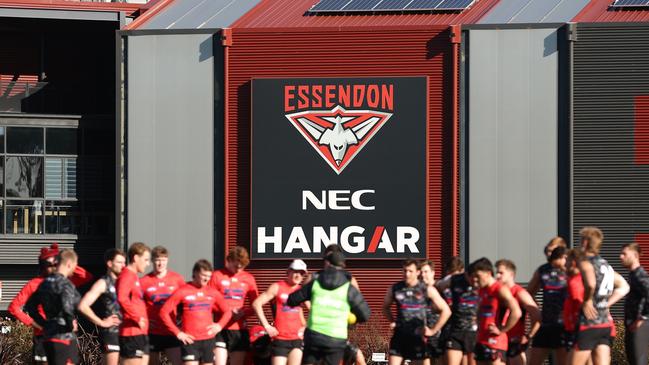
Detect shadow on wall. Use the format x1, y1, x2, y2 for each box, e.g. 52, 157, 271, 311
199, 35, 214, 62
544, 30, 557, 57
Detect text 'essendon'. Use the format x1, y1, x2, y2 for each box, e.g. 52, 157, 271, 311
284, 84, 394, 112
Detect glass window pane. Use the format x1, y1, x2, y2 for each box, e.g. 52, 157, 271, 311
65, 158, 77, 198
45, 158, 62, 199
46, 128, 78, 155
0, 127, 5, 153
6, 200, 43, 234
83, 201, 111, 236
6, 156, 44, 198
7, 127, 43, 154
0, 158, 4, 197
45, 200, 79, 234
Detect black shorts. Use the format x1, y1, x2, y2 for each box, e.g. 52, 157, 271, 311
532, 324, 563, 349
445, 330, 477, 354
575, 327, 611, 351
426, 334, 444, 358
561, 330, 576, 351
33, 335, 48, 363
149, 334, 181, 352
272, 339, 303, 357
303, 345, 344, 365
119, 335, 150, 359
473, 343, 506, 362
389, 333, 426, 360
343, 343, 359, 365
44, 337, 79, 365
215, 329, 250, 352
99, 330, 120, 353
507, 340, 529, 357
182, 338, 216, 363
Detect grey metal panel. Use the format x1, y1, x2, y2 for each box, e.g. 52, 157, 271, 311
0, 265, 42, 310
479, 0, 590, 24
141, 0, 260, 30
572, 24, 649, 274
467, 28, 558, 282
0, 241, 74, 265
126, 33, 215, 278
0, 8, 120, 21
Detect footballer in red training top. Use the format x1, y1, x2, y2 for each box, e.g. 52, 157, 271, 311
140, 246, 186, 363
209, 247, 259, 365
117, 242, 151, 365
161, 259, 232, 364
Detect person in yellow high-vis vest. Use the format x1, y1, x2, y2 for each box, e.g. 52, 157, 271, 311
287, 251, 370, 365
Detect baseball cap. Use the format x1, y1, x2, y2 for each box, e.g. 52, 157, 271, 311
325, 251, 346, 267
289, 259, 308, 272
39, 243, 60, 261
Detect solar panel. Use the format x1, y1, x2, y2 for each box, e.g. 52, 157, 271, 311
344, 0, 382, 11
610, 0, 649, 7
435, 0, 476, 10
309, 0, 475, 12
404, 0, 444, 10
373, 0, 413, 11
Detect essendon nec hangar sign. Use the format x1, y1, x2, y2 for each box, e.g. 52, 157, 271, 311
251, 77, 426, 259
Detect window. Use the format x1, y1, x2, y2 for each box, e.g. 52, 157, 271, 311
0, 126, 79, 235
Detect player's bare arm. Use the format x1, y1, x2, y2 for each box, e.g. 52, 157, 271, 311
252, 282, 280, 337
426, 285, 451, 335
78, 278, 121, 328
608, 271, 629, 307
579, 259, 598, 320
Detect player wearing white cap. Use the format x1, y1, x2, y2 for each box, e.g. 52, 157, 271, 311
253, 260, 309, 365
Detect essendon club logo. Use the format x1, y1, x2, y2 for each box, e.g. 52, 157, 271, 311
284, 83, 395, 174
252, 77, 426, 259
286, 106, 392, 174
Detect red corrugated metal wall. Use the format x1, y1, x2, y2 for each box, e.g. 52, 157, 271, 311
225, 26, 456, 331
635, 95, 649, 165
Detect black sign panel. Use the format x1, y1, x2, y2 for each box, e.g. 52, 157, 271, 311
251, 77, 427, 259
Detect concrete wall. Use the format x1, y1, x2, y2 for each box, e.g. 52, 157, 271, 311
466, 27, 559, 282
126, 33, 215, 278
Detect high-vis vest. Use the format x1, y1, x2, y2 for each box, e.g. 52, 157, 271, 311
308, 280, 350, 339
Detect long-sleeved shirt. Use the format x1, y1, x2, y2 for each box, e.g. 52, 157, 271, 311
208, 269, 259, 330
9, 266, 93, 336
625, 266, 649, 325
25, 273, 81, 340
117, 267, 148, 336
160, 283, 232, 340
140, 271, 185, 336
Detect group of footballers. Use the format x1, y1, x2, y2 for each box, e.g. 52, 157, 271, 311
8, 241, 370, 365
382, 227, 649, 365
6, 225, 649, 365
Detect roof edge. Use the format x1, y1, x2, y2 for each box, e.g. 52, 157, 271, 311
231, 24, 453, 32
125, 0, 175, 29
0, 0, 141, 16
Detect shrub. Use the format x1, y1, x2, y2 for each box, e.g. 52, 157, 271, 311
349, 321, 390, 364
612, 321, 628, 365
0, 317, 34, 364
76, 322, 103, 365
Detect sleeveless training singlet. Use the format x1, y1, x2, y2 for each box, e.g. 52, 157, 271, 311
392, 281, 428, 335
477, 281, 508, 351
97, 274, 121, 334
579, 255, 614, 330
274, 280, 304, 340
537, 263, 567, 325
